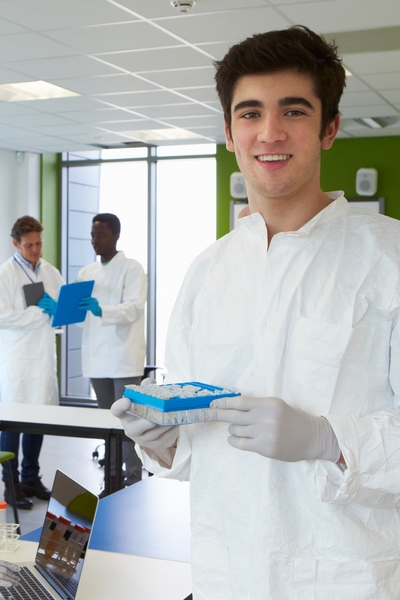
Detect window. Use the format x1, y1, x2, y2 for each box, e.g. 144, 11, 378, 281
61, 144, 216, 401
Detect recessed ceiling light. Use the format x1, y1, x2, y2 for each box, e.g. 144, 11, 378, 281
0, 80, 79, 102
344, 68, 352, 77
120, 127, 204, 142
357, 117, 383, 129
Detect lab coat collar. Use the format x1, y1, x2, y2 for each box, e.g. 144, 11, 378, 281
240, 191, 347, 237
101, 250, 126, 266
13, 251, 41, 274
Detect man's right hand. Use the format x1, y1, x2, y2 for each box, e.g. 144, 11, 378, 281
38, 292, 56, 316
111, 397, 178, 450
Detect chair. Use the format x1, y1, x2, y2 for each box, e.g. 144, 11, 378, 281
0, 451, 20, 534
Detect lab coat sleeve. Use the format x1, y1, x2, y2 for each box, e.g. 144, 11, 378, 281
0, 271, 49, 330
100, 263, 147, 326
135, 426, 193, 482
317, 317, 400, 508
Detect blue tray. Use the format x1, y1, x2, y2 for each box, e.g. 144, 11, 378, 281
123, 381, 240, 412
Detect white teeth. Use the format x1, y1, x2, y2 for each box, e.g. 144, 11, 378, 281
257, 154, 290, 161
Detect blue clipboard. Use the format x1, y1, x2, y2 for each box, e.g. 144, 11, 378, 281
52, 280, 95, 327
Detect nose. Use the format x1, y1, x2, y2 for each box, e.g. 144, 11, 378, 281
257, 114, 287, 144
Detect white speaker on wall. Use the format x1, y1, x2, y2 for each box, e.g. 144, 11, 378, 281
230, 172, 247, 198
356, 168, 378, 197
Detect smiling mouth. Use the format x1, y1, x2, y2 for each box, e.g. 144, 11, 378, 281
257, 154, 291, 162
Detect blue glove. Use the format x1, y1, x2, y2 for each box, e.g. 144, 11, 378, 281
37, 292, 57, 316
79, 296, 102, 317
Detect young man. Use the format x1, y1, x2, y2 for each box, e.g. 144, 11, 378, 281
78, 213, 147, 494
112, 26, 400, 598
0, 216, 64, 509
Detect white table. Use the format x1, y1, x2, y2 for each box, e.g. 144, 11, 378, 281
0, 404, 125, 495
1, 541, 193, 600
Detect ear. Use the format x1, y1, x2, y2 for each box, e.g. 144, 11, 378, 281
321, 114, 340, 150
224, 121, 235, 152
12, 238, 19, 249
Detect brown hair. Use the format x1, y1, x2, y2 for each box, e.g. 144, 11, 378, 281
11, 216, 43, 243
215, 25, 346, 139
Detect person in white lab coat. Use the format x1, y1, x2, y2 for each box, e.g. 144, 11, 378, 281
78, 213, 147, 494
0, 216, 64, 510
112, 26, 400, 599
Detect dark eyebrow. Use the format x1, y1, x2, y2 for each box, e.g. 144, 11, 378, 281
233, 96, 315, 114
279, 96, 315, 110
232, 99, 263, 113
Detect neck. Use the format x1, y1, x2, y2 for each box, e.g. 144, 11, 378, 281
248, 189, 331, 243
100, 250, 118, 263
17, 252, 38, 269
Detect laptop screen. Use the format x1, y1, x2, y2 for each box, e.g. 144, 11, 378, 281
35, 470, 99, 599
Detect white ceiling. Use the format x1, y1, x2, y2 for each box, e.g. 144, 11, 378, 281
0, 0, 399, 153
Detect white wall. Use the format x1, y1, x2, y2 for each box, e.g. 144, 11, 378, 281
0, 150, 40, 264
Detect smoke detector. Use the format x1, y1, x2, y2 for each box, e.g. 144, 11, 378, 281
170, 1, 196, 13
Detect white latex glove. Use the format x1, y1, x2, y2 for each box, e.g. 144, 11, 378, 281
141, 377, 157, 386
204, 396, 341, 462
111, 397, 179, 450
0, 560, 20, 587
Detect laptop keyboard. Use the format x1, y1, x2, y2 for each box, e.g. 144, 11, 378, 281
50, 571, 77, 597
0, 566, 54, 599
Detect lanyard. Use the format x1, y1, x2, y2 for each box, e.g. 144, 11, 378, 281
13, 255, 36, 284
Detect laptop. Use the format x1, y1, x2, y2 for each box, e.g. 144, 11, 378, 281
3, 470, 99, 600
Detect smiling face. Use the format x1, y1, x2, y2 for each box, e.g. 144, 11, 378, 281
225, 70, 339, 211
13, 231, 42, 267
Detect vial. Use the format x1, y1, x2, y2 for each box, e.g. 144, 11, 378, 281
0, 501, 7, 549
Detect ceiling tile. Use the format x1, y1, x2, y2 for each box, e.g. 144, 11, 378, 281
100, 45, 212, 73
118, 0, 267, 19
361, 72, 400, 90
5, 55, 122, 80
142, 66, 215, 89
46, 21, 180, 55
139, 103, 219, 119
0, 0, 136, 30
278, 0, 400, 33
95, 89, 195, 108
157, 7, 290, 44
50, 74, 159, 96
343, 50, 400, 75
0, 32, 76, 62
339, 90, 388, 108
340, 104, 400, 119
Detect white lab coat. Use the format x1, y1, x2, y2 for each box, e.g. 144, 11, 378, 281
78, 251, 147, 378
0, 257, 64, 405
138, 193, 400, 600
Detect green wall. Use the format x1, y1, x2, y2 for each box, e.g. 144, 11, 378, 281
216, 135, 400, 239
40, 153, 61, 268
320, 136, 400, 220
216, 144, 240, 238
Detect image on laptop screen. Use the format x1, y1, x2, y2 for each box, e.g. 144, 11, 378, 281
34, 470, 98, 599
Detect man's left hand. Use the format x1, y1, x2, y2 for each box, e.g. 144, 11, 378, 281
204, 395, 340, 463
79, 296, 102, 317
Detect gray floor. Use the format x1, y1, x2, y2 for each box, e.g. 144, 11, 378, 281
0, 435, 138, 536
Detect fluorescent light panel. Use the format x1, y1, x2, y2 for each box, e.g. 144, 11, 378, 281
120, 127, 204, 142
0, 80, 79, 102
